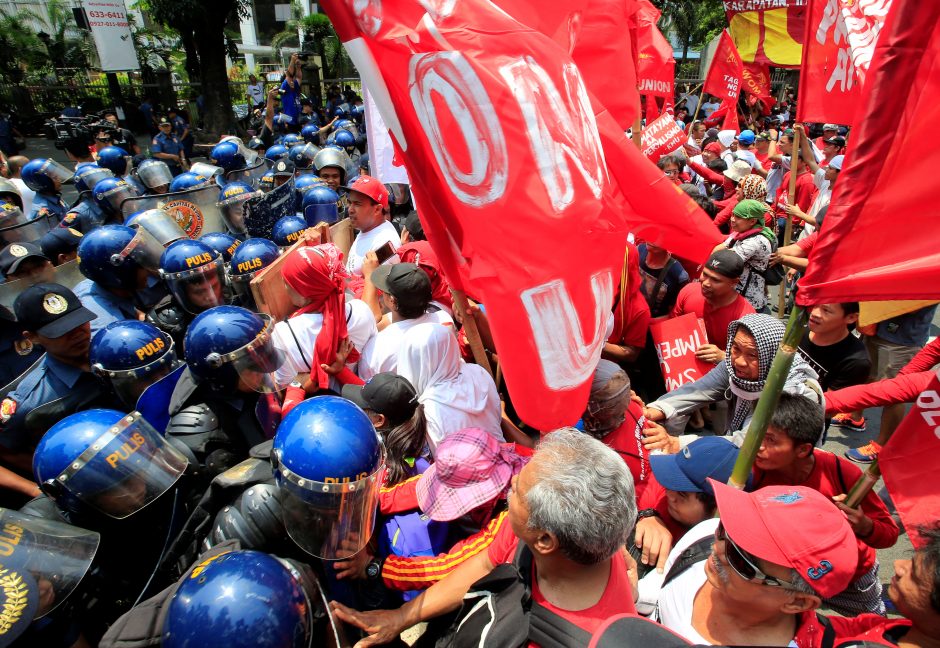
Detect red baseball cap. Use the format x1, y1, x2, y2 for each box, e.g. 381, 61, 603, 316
710, 480, 857, 598
704, 142, 723, 155
343, 174, 389, 210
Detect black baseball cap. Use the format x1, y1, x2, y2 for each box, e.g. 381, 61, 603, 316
823, 135, 846, 147
371, 263, 431, 308
704, 249, 745, 279
0, 243, 50, 276
158, 116, 172, 126
403, 211, 425, 241
14, 282, 96, 338
273, 158, 296, 177
40, 227, 83, 261
342, 373, 418, 427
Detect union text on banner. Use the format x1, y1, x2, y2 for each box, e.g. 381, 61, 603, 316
703, 31, 744, 102
879, 370, 940, 549
319, 0, 722, 430
650, 314, 712, 392
81, 0, 140, 71
797, 1, 940, 305
635, 0, 675, 118
641, 113, 685, 161
725, 0, 806, 68
797, 0, 892, 125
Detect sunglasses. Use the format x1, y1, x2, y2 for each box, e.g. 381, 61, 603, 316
97, 137, 112, 142
715, 523, 800, 590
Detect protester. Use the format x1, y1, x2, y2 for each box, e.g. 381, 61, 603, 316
6, 155, 34, 215
638, 241, 689, 318
715, 199, 775, 312
345, 175, 400, 278
798, 303, 871, 394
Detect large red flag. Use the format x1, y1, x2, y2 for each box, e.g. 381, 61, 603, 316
797, 2, 940, 305
703, 30, 743, 103
879, 370, 940, 549
741, 62, 775, 108
320, 0, 721, 430
797, 0, 892, 125
634, 0, 674, 118
725, 0, 805, 68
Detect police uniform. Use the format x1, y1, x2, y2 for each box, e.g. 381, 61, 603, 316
0, 312, 42, 388
74, 278, 140, 336
170, 114, 194, 157
30, 191, 67, 225
151, 131, 184, 176
61, 195, 111, 233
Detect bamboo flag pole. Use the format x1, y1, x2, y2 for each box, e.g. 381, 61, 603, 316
685, 83, 706, 135
451, 288, 494, 378
844, 460, 881, 508
777, 127, 801, 318
728, 305, 809, 489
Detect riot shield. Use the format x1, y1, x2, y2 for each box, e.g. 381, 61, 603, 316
120, 184, 228, 238
224, 159, 270, 189
135, 363, 187, 433
0, 259, 83, 311
244, 177, 295, 240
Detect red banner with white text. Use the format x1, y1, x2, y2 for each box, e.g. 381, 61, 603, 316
797, 0, 892, 125
641, 113, 685, 161
319, 0, 722, 430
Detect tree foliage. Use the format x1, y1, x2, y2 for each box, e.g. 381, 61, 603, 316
271, 6, 352, 80
653, 0, 726, 73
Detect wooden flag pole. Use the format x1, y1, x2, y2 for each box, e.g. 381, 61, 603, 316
686, 83, 706, 135
728, 306, 808, 489
777, 127, 801, 318
632, 116, 642, 149
451, 288, 494, 378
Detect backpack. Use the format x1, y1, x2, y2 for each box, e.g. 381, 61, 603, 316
435, 543, 592, 648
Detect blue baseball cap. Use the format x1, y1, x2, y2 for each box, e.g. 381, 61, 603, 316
737, 130, 756, 145
649, 437, 748, 495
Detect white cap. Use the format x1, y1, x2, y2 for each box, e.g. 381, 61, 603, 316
717, 130, 736, 148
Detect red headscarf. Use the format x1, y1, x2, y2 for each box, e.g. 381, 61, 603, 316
397, 241, 453, 312
282, 244, 350, 389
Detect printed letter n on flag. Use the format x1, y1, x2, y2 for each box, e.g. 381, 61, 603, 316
320, 0, 721, 430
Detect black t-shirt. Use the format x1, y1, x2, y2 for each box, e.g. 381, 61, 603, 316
798, 331, 871, 392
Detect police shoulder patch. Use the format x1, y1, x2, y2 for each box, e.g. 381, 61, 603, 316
12, 339, 32, 356
0, 399, 16, 424
63, 212, 77, 224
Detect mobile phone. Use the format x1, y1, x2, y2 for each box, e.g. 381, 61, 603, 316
375, 242, 396, 264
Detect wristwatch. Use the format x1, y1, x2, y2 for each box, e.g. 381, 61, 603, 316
637, 508, 660, 520
289, 380, 303, 389
365, 557, 384, 580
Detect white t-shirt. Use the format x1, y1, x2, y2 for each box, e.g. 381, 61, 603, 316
655, 518, 717, 638
272, 299, 377, 389
346, 221, 400, 276
735, 149, 758, 169
10, 178, 35, 217
358, 310, 454, 381
701, 101, 720, 118
247, 82, 265, 105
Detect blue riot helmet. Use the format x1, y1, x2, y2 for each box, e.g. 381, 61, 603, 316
184, 305, 290, 394
301, 185, 339, 226
90, 321, 178, 409
0, 509, 100, 630
333, 118, 359, 139
162, 550, 313, 648
273, 396, 384, 559
333, 128, 356, 151
271, 215, 307, 249
357, 151, 370, 175
228, 237, 279, 309
93, 177, 140, 216
168, 172, 211, 194
300, 123, 320, 144
160, 239, 227, 315
217, 181, 263, 235
22, 158, 73, 193
294, 173, 324, 212
312, 147, 352, 190
258, 170, 275, 192
287, 142, 318, 170
135, 159, 174, 193
272, 113, 293, 133
34, 409, 189, 519
210, 141, 247, 171
264, 144, 288, 163
199, 231, 241, 266
74, 163, 113, 195
281, 133, 301, 148
96, 145, 133, 176
78, 224, 163, 291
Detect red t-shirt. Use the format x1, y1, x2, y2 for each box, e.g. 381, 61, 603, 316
773, 170, 818, 220
487, 523, 637, 644
823, 613, 912, 645
671, 282, 756, 349
796, 232, 818, 253
601, 402, 650, 500
753, 450, 900, 580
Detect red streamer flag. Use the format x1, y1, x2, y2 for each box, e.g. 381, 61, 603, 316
742, 62, 775, 107
634, 0, 675, 119
797, 0, 892, 125
319, 0, 721, 430
704, 30, 744, 103
797, 1, 940, 305
879, 370, 940, 549
641, 113, 685, 161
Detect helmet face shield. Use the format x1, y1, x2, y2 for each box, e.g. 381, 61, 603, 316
115, 227, 165, 272
203, 314, 291, 393
0, 509, 99, 622
133, 209, 187, 248
0, 202, 55, 244
165, 259, 227, 315
93, 341, 179, 409
275, 457, 383, 559
39, 159, 74, 185
76, 166, 113, 193
221, 201, 249, 235
189, 162, 224, 182
101, 183, 139, 212
43, 412, 188, 519
136, 162, 174, 190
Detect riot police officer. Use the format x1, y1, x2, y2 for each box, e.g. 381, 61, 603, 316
288, 142, 318, 171
61, 163, 116, 233
198, 231, 241, 270
312, 147, 353, 192
294, 173, 325, 212
151, 117, 187, 176
302, 185, 340, 226
264, 143, 289, 163
0, 181, 56, 246
168, 171, 211, 194
272, 214, 307, 249
216, 181, 262, 238
210, 140, 247, 172
135, 159, 174, 195
156, 240, 228, 344
96, 145, 133, 178
21, 158, 72, 228
332, 128, 361, 167
228, 237, 280, 310
93, 177, 141, 224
